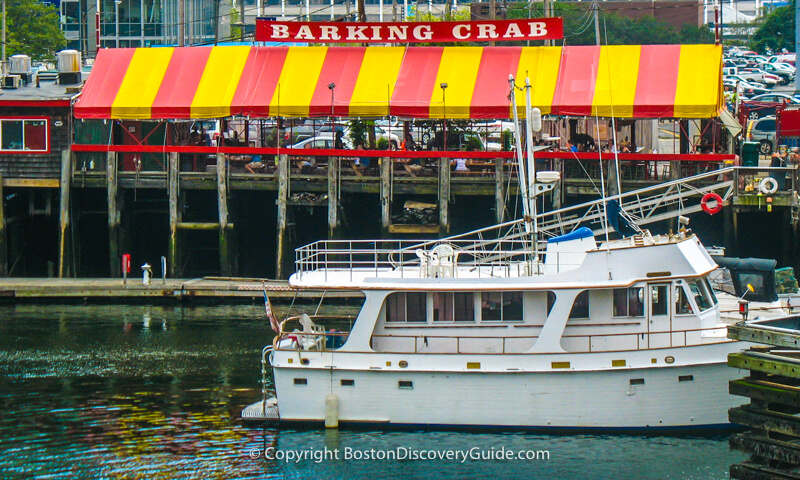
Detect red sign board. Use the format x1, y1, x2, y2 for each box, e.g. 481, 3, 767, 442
256, 18, 563, 44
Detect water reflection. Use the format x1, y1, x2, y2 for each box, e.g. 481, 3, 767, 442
0, 305, 742, 479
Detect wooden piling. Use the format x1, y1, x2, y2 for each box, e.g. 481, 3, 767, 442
551, 158, 562, 210
275, 153, 290, 279
494, 158, 506, 224
107, 151, 121, 277
328, 156, 339, 238
217, 153, 231, 276
380, 156, 391, 235
168, 152, 179, 277
439, 157, 450, 234
58, 149, 72, 278
728, 322, 800, 479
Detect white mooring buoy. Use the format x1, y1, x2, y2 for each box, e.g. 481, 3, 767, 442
325, 394, 339, 429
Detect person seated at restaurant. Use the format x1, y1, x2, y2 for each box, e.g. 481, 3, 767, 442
294, 156, 316, 173
244, 154, 265, 174
565, 141, 578, 153
451, 147, 470, 172
400, 133, 417, 152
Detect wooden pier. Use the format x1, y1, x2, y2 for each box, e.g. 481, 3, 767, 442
0, 277, 361, 303
728, 321, 800, 480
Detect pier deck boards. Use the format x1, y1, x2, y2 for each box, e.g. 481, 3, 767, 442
728, 319, 800, 480
0, 277, 361, 302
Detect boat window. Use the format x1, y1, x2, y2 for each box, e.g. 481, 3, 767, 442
433, 292, 475, 322
675, 284, 694, 315
546, 291, 556, 316
650, 285, 669, 316
569, 291, 589, 319
385, 292, 427, 322
613, 288, 644, 317
687, 279, 716, 311
481, 292, 523, 322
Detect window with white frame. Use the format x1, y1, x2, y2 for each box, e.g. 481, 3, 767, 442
0, 119, 48, 152
480, 292, 523, 322
612, 288, 644, 317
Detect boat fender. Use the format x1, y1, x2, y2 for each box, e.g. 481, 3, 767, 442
759, 177, 779, 195
325, 394, 339, 429
700, 192, 723, 215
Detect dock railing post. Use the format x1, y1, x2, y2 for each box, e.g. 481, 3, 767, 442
59, 149, 73, 278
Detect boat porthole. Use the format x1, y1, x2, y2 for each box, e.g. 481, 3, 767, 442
399, 361, 408, 368
300, 358, 310, 365
665, 356, 675, 364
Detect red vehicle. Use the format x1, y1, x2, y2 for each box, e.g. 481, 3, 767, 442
777, 106, 800, 149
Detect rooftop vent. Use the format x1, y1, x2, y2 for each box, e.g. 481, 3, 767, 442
56, 49, 81, 85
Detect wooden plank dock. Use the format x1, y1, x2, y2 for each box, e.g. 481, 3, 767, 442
0, 277, 362, 303
728, 320, 800, 480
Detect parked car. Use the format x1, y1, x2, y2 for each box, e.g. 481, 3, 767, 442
746, 116, 776, 155
759, 63, 794, 85
767, 54, 796, 67
748, 93, 800, 104
736, 68, 781, 87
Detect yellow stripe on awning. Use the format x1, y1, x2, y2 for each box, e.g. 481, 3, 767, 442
674, 44, 723, 118
191, 46, 251, 119
349, 47, 405, 117
592, 45, 641, 118
515, 47, 561, 116
430, 47, 483, 120
111, 48, 174, 119
270, 47, 328, 117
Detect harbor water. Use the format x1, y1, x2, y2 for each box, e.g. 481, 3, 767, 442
0, 305, 745, 479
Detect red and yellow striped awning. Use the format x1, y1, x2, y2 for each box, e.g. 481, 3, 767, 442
75, 44, 722, 120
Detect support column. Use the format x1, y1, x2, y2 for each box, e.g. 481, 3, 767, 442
327, 156, 339, 238
168, 152, 179, 277
380, 156, 391, 235
0, 174, 7, 276
439, 157, 450, 233
58, 149, 72, 278
107, 151, 120, 277
494, 157, 505, 224
217, 152, 231, 276
276, 153, 290, 279
607, 161, 619, 197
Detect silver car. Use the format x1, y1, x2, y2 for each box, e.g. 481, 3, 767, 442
747, 116, 776, 155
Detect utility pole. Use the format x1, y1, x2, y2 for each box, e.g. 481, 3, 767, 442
543, 0, 551, 46
357, 0, 366, 21
489, 0, 496, 46
178, 0, 185, 46
2, 0, 6, 75
594, 0, 600, 46
796, 0, 800, 95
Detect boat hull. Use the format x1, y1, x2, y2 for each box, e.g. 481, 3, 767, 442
270, 342, 745, 429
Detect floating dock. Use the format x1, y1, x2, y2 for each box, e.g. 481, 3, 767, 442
728, 319, 800, 480
0, 277, 361, 303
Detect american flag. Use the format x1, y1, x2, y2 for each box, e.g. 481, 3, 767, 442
263, 286, 280, 334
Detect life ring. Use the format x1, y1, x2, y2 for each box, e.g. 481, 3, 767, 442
759, 177, 779, 195
700, 192, 723, 215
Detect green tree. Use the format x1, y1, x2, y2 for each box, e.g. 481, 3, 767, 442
7, 0, 66, 61
751, 0, 795, 53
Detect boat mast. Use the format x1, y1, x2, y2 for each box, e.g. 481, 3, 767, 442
524, 77, 540, 260
508, 75, 531, 233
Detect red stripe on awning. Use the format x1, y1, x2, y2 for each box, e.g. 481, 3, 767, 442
391, 47, 444, 118
470, 47, 521, 119
74, 48, 136, 118
633, 45, 680, 118
151, 48, 211, 119
552, 46, 600, 116
231, 47, 288, 117
307, 47, 365, 117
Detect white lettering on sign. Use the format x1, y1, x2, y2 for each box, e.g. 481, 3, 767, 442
413, 25, 433, 41
528, 22, 548, 37
477, 24, 499, 39
387, 25, 408, 41
346, 25, 369, 41
319, 25, 341, 40
370, 25, 382, 40
295, 25, 314, 40
452, 24, 471, 40
503, 23, 524, 38
271, 24, 289, 39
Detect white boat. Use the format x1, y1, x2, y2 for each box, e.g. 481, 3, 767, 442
241, 220, 750, 430
242, 77, 746, 430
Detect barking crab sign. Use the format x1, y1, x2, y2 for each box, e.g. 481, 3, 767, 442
256, 18, 563, 44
